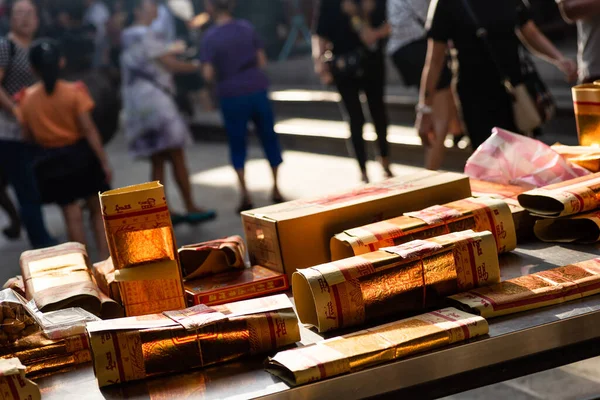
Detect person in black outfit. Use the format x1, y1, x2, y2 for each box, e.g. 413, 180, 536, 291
417, 0, 577, 151
313, 0, 392, 184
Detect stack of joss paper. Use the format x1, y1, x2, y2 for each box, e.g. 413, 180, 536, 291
518, 173, 600, 243
294, 230, 500, 333
0, 332, 91, 377
88, 294, 300, 387
449, 258, 600, 318
266, 307, 487, 386
20, 242, 123, 319
331, 196, 516, 261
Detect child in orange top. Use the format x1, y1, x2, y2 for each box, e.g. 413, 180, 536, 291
18, 39, 112, 259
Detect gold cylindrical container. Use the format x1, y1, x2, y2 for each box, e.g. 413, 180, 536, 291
573, 82, 600, 146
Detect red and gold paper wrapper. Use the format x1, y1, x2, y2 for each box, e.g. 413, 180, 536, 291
88, 294, 300, 387
99, 182, 186, 316
449, 258, 600, 318
0, 333, 90, 377
0, 358, 40, 400
20, 243, 123, 319
331, 197, 516, 260
517, 173, 600, 218
295, 230, 499, 333
178, 235, 247, 280
534, 211, 600, 243
267, 307, 487, 386
552, 144, 600, 172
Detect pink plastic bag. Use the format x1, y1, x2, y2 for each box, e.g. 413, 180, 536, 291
465, 128, 590, 188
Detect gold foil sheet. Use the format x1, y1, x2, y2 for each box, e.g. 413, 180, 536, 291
99, 182, 186, 316
0, 358, 41, 400
534, 211, 600, 243
179, 235, 247, 280
266, 307, 488, 386
20, 243, 122, 319
88, 294, 300, 387
294, 230, 500, 332
331, 197, 516, 260
449, 258, 600, 318
518, 173, 600, 218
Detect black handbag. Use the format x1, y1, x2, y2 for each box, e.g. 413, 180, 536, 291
520, 49, 556, 124
323, 48, 366, 80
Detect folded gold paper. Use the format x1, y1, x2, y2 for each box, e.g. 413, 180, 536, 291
448, 258, 600, 318
178, 235, 247, 280
295, 230, 499, 332
331, 197, 516, 261
0, 333, 90, 377
88, 294, 300, 387
20, 243, 123, 319
91, 258, 121, 304
0, 358, 41, 400
266, 307, 488, 386
517, 173, 600, 218
534, 211, 600, 243
99, 182, 186, 316
552, 144, 600, 172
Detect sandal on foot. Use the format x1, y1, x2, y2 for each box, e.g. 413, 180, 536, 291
237, 200, 254, 214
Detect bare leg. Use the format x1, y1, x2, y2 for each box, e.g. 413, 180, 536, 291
270, 165, 283, 202
86, 196, 109, 260
235, 168, 252, 205
169, 148, 204, 213
425, 88, 453, 171
61, 202, 87, 246
151, 152, 167, 184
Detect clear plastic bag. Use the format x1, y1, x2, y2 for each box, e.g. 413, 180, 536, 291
465, 128, 591, 188
0, 289, 40, 344
37, 307, 100, 340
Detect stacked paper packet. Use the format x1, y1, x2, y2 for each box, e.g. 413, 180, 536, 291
88, 294, 300, 387
266, 308, 487, 386
0, 358, 40, 400
448, 258, 600, 318
294, 230, 500, 332
331, 197, 516, 260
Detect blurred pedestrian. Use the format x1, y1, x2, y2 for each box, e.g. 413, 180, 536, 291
557, 0, 600, 84
417, 0, 577, 150
313, 0, 392, 184
106, 0, 126, 78
0, 0, 54, 248
121, 0, 215, 223
201, 0, 284, 212
387, 0, 462, 170
18, 39, 111, 259
83, 0, 110, 68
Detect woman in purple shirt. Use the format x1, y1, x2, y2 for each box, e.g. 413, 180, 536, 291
201, 0, 284, 213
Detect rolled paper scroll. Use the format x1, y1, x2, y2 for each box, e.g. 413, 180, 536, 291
331, 197, 516, 261
534, 211, 600, 243
266, 307, 488, 386
20, 243, 123, 319
0, 359, 41, 400
295, 230, 500, 333
448, 258, 600, 318
99, 182, 186, 316
178, 235, 247, 280
88, 294, 300, 387
517, 173, 600, 218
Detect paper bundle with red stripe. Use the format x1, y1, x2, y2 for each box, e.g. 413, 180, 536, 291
294, 230, 500, 333
87, 294, 300, 387
0, 359, 40, 400
518, 173, 600, 218
448, 258, 600, 318
266, 307, 488, 386
331, 197, 516, 261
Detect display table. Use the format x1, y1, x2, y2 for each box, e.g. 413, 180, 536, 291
36, 242, 600, 400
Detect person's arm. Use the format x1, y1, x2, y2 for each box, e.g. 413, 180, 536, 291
556, 0, 600, 22
78, 111, 112, 183
0, 70, 15, 114
201, 63, 215, 82
158, 54, 201, 74
518, 20, 578, 82
312, 35, 333, 84
257, 49, 268, 69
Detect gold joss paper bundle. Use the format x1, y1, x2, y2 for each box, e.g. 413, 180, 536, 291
449, 258, 600, 318
20, 242, 123, 319
294, 230, 500, 332
331, 197, 516, 260
267, 307, 488, 386
88, 294, 300, 387
534, 211, 600, 243
99, 182, 186, 316
518, 173, 600, 218
0, 359, 40, 400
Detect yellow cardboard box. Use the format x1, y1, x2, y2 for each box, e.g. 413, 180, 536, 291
241, 171, 471, 279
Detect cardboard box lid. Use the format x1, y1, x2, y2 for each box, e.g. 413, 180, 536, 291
243, 171, 468, 222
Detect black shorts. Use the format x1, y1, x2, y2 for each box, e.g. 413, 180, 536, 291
391, 38, 452, 90
34, 140, 110, 206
